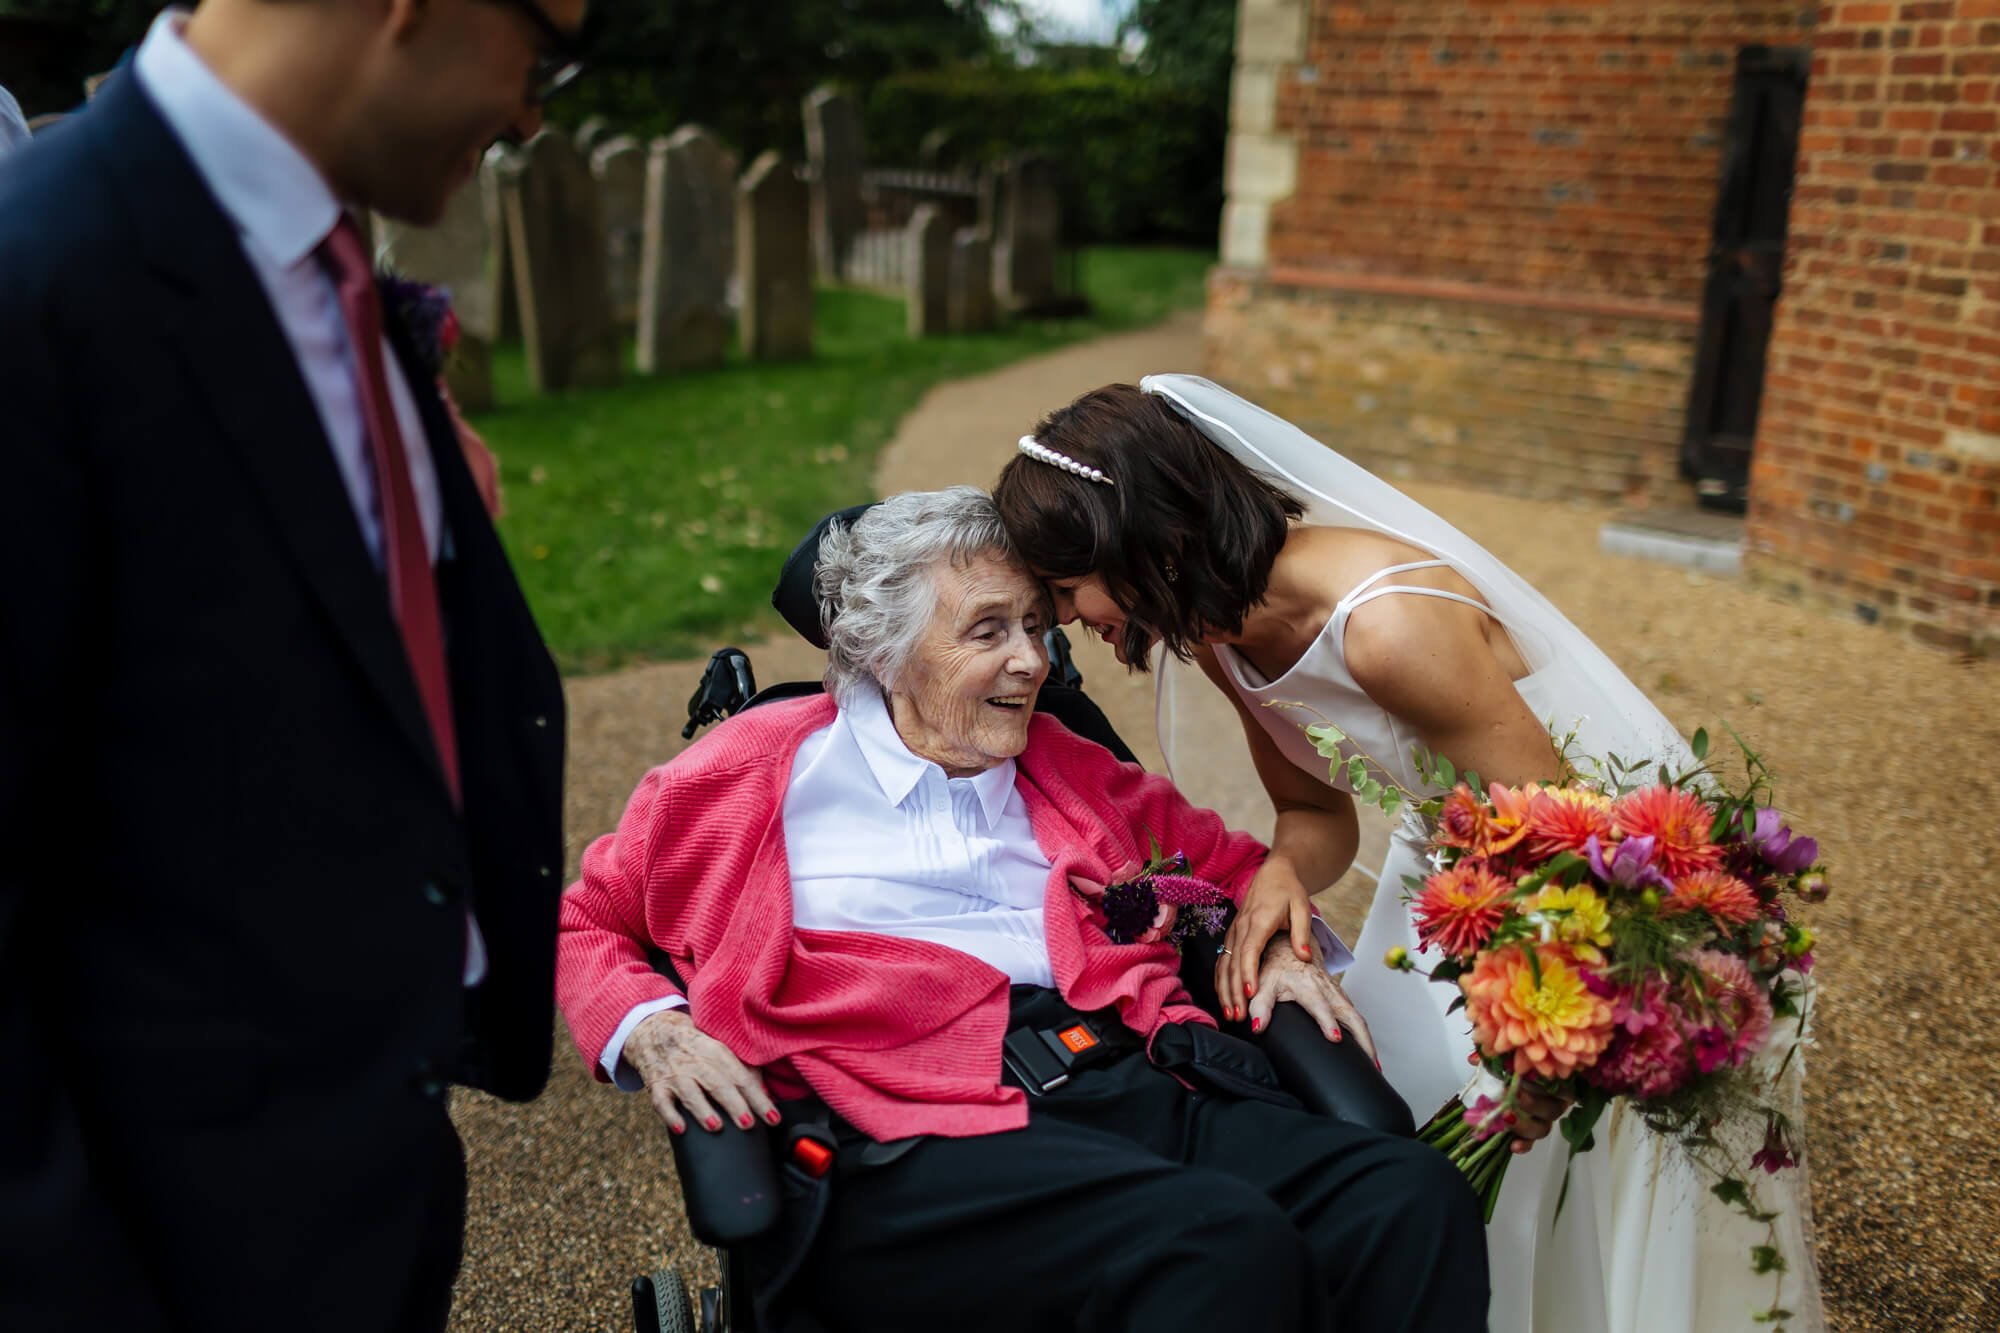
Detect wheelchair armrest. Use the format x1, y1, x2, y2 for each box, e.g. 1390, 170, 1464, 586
1260, 1003, 1416, 1138
668, 1120, 784, 1247
643, 949, 785, 1245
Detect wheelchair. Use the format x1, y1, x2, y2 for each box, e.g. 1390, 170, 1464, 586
631, 506, 1415, 1333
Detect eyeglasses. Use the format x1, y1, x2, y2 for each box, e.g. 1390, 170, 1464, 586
482, 0, 587, 104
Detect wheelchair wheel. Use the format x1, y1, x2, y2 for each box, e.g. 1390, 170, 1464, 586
633, 1268, 696, 1333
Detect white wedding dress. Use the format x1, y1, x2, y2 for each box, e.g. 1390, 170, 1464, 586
1142, 376, 1825, 1332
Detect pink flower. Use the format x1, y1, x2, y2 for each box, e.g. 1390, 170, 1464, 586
1587, 980, 1694, 1099
1463, 1094, 1508, 1141
1686, 949, 1774, 1071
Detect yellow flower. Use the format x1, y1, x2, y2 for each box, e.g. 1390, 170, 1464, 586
1527, 884, 1612, 964
1462, 944, 1615, 1083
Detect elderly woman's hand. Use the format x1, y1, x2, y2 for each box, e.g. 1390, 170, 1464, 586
624, 1009, 781, 1135
1247, 932, 1379, 1066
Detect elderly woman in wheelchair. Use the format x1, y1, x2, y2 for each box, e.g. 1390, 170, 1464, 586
556, 488, 1488, 1333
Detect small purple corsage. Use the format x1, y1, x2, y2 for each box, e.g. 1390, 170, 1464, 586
1075, 836, 1232, 950
377, 272, 461, 379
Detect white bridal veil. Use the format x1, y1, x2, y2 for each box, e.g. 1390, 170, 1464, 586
1139, 373, 1695, 797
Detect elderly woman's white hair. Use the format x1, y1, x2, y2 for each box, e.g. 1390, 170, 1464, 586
815, 486, 1027, 704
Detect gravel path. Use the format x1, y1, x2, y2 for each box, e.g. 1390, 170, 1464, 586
449, 313, 1999, 1331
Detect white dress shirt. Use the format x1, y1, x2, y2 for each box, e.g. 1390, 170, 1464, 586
134, 11, 481, 984
600, 689, 1354, 1088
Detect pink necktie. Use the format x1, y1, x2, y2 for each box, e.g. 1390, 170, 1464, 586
319, 215, 461, 805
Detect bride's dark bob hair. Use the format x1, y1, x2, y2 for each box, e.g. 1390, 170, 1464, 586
994, 382, 1304, 671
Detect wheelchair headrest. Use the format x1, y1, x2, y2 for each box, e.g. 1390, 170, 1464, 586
771, 502, 880, 650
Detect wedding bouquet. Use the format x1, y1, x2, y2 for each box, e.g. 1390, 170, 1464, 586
1309, 718, 1824, 1321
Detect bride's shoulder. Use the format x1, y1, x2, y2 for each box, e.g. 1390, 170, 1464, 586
1284, 525, 1434, 596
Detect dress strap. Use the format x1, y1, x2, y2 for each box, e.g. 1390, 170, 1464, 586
1337, 561, 1518, 636
1335, 560, 1454, 610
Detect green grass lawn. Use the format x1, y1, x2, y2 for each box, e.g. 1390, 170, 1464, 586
475, 245, 1211, 673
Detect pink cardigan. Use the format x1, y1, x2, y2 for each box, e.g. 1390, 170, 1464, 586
556, 693, 1266, 1141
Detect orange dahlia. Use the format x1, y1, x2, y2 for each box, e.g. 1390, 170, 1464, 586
1462, 944, 1616, 1082
1412, 862, 1514, 958
1525, 786, 1614, 859
1666, 870, 1763, 926
1610, 785, 1722, 880
1436, 783, 1531, 858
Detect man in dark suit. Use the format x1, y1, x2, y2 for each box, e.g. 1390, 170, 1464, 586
0, 2, 581, 1328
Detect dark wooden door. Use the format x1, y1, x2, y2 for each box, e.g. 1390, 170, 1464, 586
1681, 46, 1809, 513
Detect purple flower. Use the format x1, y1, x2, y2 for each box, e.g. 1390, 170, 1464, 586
1752, 808, 1819, 875
377, 272, 457, 378
1100, 881, 1160, 944
1584, 833, 1673, 893
1751, 1116, 1798, 1174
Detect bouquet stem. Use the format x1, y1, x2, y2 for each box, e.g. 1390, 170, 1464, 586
1418, 1098, 1514, 1225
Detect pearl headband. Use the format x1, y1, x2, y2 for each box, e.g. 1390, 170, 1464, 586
1016, 435, 1114, 487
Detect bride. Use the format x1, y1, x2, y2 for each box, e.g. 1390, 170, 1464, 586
991, 375, 1823, 1332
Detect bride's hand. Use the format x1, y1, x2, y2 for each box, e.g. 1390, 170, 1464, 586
1507, 1084, 1573, 1153
1216, 862, 1315, 1021
1248, 932, 1380, 1066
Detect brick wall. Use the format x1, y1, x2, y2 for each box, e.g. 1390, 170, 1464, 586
1206, 270, 1694, 504
1210, 0, 1815, 509
1745, 1, 2000, 655
1268, 1, 1815, 302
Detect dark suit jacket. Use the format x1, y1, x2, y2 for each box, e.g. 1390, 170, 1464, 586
0, 77, 565, 1331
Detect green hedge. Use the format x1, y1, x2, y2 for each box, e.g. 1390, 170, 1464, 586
863, 66, 1225, 246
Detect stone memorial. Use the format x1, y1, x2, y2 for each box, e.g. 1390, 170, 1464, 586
736, 151, 813, 361
947, 226, 996, 334
905, 205, 952, 338
802, 85, 865, 280
636, 125, 735, 374
498, 130, 619, 391
592, 134, 646, 333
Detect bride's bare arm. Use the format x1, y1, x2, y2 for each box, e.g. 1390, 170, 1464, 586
1343, 591, 1562, 790
1195, 645, 1359, 1016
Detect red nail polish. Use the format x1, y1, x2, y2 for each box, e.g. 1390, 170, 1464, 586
1331, 1030, 1342, 1042
766, 1109, 782, 1125
1251, 1017, 1262, 1032
739, 1114, 754, 1129
1244, 983, 1254, 998
705, 1116, 721, 1131
670, 1122, 685, 1135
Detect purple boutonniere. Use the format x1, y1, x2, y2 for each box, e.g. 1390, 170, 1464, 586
377, 271, 460, 379
1076, 834, 1232, 950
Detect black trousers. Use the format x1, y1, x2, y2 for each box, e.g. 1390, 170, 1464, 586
797, 997, 1489, 1332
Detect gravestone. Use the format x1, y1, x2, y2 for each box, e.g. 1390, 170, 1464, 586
993, 154, 1061, 312
498, 130, 619, 391
574, 116, 611, 158
802, 86, 865, 280
736, 151, 813, 361
374, 176, 497, 410
947, 226, 996, 334
917, 127, 958, 171
480, 146, 520, 341
637, 125, 735, 374
905, 205, 952, 338
592, 135, 646, 333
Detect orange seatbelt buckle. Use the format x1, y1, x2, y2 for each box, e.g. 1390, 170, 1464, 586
791, 1136, 835, 1180
1057, 1024, 1098, 1055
